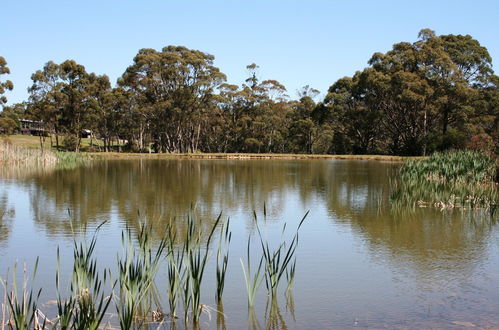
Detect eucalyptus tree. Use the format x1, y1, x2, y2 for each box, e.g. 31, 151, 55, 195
286, 86, 322, 154
119, 46, 226, 153
29, 60, 105, 151
0, 56, 13, 107
216, 64, 291, 153
324, 29, 497, 155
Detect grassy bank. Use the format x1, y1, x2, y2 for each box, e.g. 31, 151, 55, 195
391, 150, 498, 211
4, 135, 415, 162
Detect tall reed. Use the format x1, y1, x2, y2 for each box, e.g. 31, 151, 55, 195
0, 140, 57, 166
240, 238, 264, 308
391, 150, 497, 211
68, 222, 113, 330
215, 219, 231, 303
116, 222, 166, 329
256, 211, 308, 300
185, 213, 221, 324
1, 259, 41, 330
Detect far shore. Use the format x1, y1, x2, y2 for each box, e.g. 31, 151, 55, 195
87, 152, 417, 162
2, 135, 420, 162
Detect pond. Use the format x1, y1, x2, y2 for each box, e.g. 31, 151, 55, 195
0, 159, 498, 329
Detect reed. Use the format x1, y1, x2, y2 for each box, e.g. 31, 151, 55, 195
215, 219, 231, 303
240, 238, 264, 308
165, 224, 184, 319
0, 140, 57, 166
0, 259, 41, 330
0, 210, 310, 328
54, 152, 89, 170
69, 222, 113, 330
185, 213, 221, 324
115, 222, 166, 329
54, 247, 74, 329
391, 150, 497, 211
256, 211, 308, 300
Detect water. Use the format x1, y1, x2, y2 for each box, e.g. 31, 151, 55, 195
0, 159, 497, 329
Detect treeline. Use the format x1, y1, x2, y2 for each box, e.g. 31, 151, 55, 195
0, 29, 497, 155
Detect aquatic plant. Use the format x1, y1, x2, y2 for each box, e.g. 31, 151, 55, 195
0, 140, 57, 166
1, 259, 41, 330
256, 211, 308, 300
215, 219, 231, 303
185, 213, 221, 324
54, 151, 89, 170
115, 222, 166, 329
391, 150, 497, 211
240, 238, 264, 308
69, 222, 113, 330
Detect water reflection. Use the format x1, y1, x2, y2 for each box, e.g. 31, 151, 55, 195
12, 159, 498, 263
0, 191, 14, 247
0, 159, 497, 328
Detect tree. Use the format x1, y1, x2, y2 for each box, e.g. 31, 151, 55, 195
0, 57, 13, 108
119, 46, 226, 153
323, 29, 497, 155
29, 60, 103, 152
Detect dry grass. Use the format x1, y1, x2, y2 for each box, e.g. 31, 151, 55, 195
0, 139, 57, 166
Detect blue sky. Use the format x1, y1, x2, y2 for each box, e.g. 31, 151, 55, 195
2, 0, 499, 104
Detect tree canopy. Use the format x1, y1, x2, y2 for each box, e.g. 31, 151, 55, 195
0, 57, 13, 107
2, 30, 498, 155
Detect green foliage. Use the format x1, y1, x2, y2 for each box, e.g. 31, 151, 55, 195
240, 238, 264, 308
14, 33, 498, 156
324, 29, 497, 156
215, 219, 231, 303
0, 57, 13, 107
0, 117, 17, 135
116, 222, 166, 329
391, 150, 497, 210
62, 135, 79, 151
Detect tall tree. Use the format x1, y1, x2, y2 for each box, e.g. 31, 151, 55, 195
323, 29, 497, 156
0, 57, 13, 108
119, 46, 226, 153
29, 60, 103, 151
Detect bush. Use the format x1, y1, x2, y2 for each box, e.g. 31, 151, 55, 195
62, 135, 79, 151
468, 133, 495, 156
0, 117, 17, 135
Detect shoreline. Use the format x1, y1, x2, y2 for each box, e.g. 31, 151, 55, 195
87, 152, 416, 161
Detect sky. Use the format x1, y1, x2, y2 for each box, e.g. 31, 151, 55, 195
2, 0, 499, 104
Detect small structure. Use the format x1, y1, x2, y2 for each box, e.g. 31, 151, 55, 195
20, 119, 47, 136
81, 129, 93, 138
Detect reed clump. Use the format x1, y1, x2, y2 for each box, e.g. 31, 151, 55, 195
1, 210, 309, 328
391, 150, 497, 211
0, 139, 57, 166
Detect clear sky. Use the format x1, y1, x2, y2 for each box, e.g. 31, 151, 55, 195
2, 0, 499, 104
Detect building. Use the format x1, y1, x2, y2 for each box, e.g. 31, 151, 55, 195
20, 119, 48, 136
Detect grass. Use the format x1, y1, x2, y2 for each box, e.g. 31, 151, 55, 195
391, 150, 498, 211
0, 138, 90, 170
4, 135, 106, 150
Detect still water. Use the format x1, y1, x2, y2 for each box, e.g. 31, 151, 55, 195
0, 159, 497, 329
